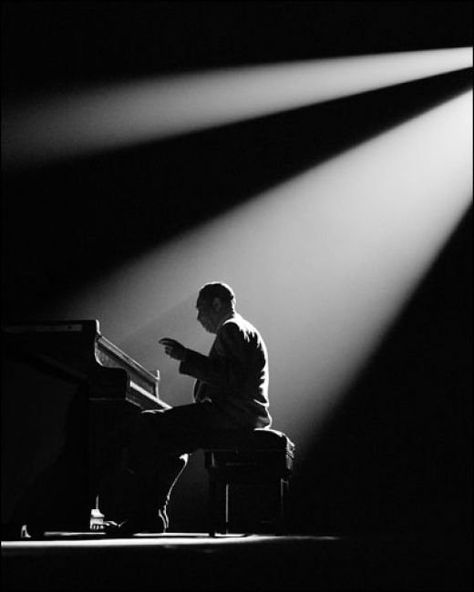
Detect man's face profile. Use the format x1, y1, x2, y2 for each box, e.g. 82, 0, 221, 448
196, 297, 217, 333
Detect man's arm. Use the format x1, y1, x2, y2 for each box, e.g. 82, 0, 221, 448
159, 337, 188, 362
169, 324, 247, 391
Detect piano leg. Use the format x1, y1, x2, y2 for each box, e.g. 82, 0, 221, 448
6, 384, 92, 536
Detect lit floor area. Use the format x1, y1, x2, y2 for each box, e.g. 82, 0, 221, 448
2, 531, 471, 590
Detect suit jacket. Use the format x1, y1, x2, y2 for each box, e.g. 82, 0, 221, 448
179, 313, 272, 429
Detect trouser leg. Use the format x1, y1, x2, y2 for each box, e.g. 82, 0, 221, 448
98, 403, 239, 524
99, 407, 198, 522
132, 453, 188, 524
99, 450, 188, 524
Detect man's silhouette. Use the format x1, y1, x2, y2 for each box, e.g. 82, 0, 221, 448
100, 281, 272, 534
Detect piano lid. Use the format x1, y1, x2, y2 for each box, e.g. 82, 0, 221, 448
2, 320, 169, 410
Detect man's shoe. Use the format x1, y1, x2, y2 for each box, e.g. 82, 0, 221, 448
102, 513, 167, 537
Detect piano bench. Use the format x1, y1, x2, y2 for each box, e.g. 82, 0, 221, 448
203, 429, 295, 536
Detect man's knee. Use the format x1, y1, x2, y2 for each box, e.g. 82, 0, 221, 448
140, 409, 167, 419
124, 409, 164, 448
132, 408, 166, 430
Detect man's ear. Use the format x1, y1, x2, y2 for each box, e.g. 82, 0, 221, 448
212, 297, 222, 311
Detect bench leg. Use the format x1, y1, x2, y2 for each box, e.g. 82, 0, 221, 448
224, 483, 229, 534
209, 480, 230, 536
276, 478, 289, 535
208, 479, 217, 537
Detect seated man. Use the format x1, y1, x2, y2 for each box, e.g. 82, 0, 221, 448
100, 281, 272, 534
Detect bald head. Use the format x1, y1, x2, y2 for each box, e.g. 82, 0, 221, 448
196, 282, 236, 333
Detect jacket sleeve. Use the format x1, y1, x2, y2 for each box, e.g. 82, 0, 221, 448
179, 323, 247, 392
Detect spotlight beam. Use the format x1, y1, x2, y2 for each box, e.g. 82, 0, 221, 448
2, 48, 472, 168
49, 91, 472, 455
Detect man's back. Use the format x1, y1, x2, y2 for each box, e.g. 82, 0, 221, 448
180, 312, 272, 428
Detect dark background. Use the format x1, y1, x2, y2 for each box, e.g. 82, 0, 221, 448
1, 1, 472, 535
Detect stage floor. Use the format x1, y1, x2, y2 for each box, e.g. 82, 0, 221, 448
2, 531, 471, 590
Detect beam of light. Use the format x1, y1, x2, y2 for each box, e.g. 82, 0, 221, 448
2, 47, 472, 168
48, 90, 472, 459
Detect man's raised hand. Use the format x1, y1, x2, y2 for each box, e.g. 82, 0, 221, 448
159, 338, 188, 361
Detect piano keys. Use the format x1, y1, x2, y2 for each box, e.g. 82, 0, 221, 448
1, 320, 169, 533
3, 319, 169, 410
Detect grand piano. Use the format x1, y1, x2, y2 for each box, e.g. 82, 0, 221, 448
1, 320, 169, 535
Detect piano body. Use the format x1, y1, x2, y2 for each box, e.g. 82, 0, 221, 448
1, 320, 169, 533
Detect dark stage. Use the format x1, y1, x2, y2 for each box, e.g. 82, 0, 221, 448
2, 532, 471, 591
1, 2, 472, 590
